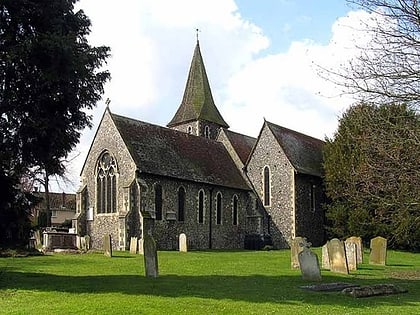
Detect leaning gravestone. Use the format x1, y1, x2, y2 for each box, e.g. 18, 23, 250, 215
327, 238, 349, 274
143, 233, 158, 277
290, 237, 306, 269
369, 236, 387, 265
321, 242, 330, 270
104, 234, 112, 257
298, 248, 322, 281
345, 241, 357, 271
179, 233, 187, 252
130, 237, 138, 254
345, 236, 363, 264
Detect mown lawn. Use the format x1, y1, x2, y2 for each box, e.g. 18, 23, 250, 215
0, 249, 419, 314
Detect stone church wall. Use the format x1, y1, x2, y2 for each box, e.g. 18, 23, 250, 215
79, 111, 137, 250
294, 174, 326, 246
246, 125, 294, 248
139, 174, 251, 250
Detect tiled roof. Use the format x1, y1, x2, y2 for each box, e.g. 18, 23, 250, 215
223, 129, 256, 165
112, 113, 250, 190
167, 41, 229, 128
266, 121, 325, 177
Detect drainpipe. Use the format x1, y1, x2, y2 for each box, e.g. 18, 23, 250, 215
208, 188, 213, 249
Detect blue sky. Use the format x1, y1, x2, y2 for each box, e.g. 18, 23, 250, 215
236, 0, 352, 52
54, 0, 374, 192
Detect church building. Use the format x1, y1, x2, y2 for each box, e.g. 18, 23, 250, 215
73, 40, 326, 250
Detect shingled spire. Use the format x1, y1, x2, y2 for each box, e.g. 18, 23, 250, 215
167, 39, 229, 139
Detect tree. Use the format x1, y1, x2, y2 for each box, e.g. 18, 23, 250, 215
323, 102, 420, 251
0, 0, 110, 245
326, 0, 420, 109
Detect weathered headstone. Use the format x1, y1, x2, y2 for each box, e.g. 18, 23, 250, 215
130, 237, 138, 254
369, 236, 387, 265
103, 234, 112, 257
290, 237, 306, 269
327, 238, 349, 274
143, 233, 158, 277
85, 235, 90, 250
321, 242, 330, 270
345, 241, 357, 271
345, 236, 363, 264
298, 248, 322, 281
80, 236, 86, 251
138, 238, 144, 255
179, 233, 187, 252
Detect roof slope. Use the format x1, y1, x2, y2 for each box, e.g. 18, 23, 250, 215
112, 113, 249, 190
266, 121, 325, 177
167, 41, 229, 128
223, 129, 256, 165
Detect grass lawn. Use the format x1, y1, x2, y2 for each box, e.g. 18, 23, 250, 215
0, 248, 419, 314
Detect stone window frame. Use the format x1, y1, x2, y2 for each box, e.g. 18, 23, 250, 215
51, 210, 57, 218
232, 194, 239, 226
187, 126, 193, 134
263, 165, 271, 207
96, 151, 119, 215
215, 191, 223, 225
177, 186, 186, 222
310, 184, 316, 213
204, 125, 210, 138
154, 183, 163, 220
197, 189, 205, 224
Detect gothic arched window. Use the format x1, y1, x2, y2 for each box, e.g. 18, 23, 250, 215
232, 195, 238, 226
198, 190, 205, 223
154, 184, 163, 220
263, 166, 271, 207
204, 125, 210, 138
216, 192, 222, 225
96, 152, 118, 214
178, 186, 185, 222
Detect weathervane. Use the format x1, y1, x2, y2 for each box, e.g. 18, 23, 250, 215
196, 28, 200, 42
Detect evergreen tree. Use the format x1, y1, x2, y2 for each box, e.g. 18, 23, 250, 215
0, 0, 110, 246
324, 103, 420, 251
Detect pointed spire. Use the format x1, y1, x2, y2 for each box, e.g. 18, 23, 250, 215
167, 39, 229, 129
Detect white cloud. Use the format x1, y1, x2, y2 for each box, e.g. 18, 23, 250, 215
56, 2, 376, 192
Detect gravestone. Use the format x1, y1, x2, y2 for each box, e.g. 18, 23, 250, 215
345, 236, 363, 264
345, 241, 357, 271
290, 237, 306, 269
80, 236, 86, 251
298, 248, 322, 281
369, 236, 387, 265
138, 238, 144, 255
179, 233, 187, 252
103, 234, 112, 257
85, 235, 90, 250
130, 237, 138, 254
327, 238, 348, 274
321, 242, 330, 270
143, 233, 158, 277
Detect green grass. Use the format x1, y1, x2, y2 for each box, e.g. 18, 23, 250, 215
0, 249, 419, 314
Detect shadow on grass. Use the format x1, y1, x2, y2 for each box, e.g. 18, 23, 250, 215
1, 271, 419, 309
